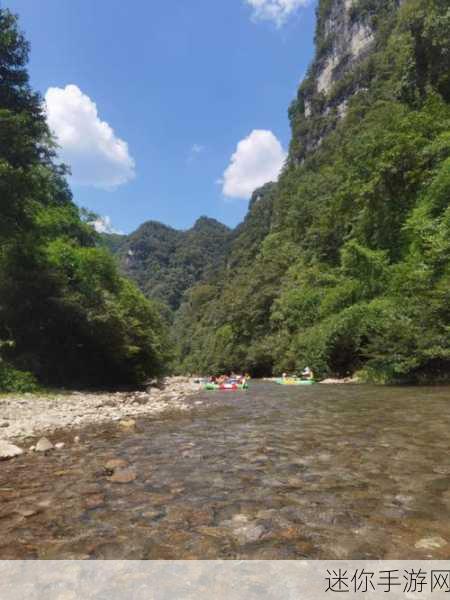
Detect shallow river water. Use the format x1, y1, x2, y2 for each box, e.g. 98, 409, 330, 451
1, 383, 450, 559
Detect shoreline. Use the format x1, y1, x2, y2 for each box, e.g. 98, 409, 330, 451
0, 377, 202, 453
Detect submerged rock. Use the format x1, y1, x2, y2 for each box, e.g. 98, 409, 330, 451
84, 494, 105, 510
415, 537, 447, 550
104, 458, 129, 472
0, 442, 24, 460
107, 468, 137, 484
233, 524, 265, 545
35, 437, 54, 452
14, 507, 38, 518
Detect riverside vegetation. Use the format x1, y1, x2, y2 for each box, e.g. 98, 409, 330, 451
1, 0, 450, 393
0, 10, 171, 391
110, 0, 450, 384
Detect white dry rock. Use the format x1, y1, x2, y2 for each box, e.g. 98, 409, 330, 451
35, 437, 54, 452
0, 441, 24, 460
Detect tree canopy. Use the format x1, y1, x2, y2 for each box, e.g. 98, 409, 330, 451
0, 9, 171, 389
172, 0, 450, 383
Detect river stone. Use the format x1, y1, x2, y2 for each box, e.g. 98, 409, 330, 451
415, 536, 447, 550
142, 509, 163, 520
84, 494, 105, 510
232, 514, 249, 524
35, 437, 54, 452
108, 468, 136, 484
233, 524, 265, 545
119, 419, 136, 429
14, 507, 38, 518
0, 441, 24, 460
104, 458, 129, 471
54, 442, 65, 450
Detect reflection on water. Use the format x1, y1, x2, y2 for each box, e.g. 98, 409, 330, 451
1, 383, 450, 559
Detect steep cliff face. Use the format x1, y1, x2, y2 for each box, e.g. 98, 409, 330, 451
314, 0, 375, 98
289, 0, 401, 161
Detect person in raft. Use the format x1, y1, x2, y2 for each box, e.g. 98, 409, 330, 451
301, 367, 314, 381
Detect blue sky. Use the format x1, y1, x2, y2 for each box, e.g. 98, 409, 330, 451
6, 0, 316, 233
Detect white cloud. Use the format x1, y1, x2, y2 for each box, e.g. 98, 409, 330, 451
91, 215, 122, 235
221, 129, 286, 199
45, 84, 135, 190
245, 0, 309, 26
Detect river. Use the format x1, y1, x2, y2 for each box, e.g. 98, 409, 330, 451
1, 382, 449, 559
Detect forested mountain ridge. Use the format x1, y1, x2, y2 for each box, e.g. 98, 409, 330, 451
105, 182, 277, 314
105, 217, 231, 310
173, 0, 450, 382
0, 9, 171, 390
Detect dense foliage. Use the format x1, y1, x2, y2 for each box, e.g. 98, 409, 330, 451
0, 9, 171, 389
107, 217, 230, 310
173, 0, 450, 382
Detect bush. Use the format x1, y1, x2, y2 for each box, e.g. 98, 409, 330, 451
0, 362, 38, 393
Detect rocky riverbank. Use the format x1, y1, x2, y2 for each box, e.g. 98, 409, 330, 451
0, 377, 201, 458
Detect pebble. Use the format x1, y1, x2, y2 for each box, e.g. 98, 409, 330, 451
74, 436, 80, 444
0, 421, 10, 428
0, 441, 24, 460
55, 442, 65, 450
35, 437, 54, 452
107, 468, 137, 484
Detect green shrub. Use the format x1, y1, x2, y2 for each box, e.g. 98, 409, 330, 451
0, 362, 38, 393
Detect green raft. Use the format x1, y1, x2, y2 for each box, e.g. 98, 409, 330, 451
204, 382, 249, 391
275, 378, 315, 386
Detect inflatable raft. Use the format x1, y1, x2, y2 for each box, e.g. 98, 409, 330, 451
204, 382, 248, 391
275, 378, 315, 386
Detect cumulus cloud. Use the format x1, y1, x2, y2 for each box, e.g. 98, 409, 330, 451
245, 0, 309, 26
91, 215, 122, 235
221, 130, 286, 199
45, 84, 135, 189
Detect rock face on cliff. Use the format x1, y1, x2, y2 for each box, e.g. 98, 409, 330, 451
289, 0, 402, 161
315, 0, 375, 97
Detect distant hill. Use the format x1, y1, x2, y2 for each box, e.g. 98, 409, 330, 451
104, 217, 231, 310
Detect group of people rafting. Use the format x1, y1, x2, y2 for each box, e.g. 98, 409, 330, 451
201, 367, 316, 391
204, 373, 250, 390
275, 367, 315, 385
